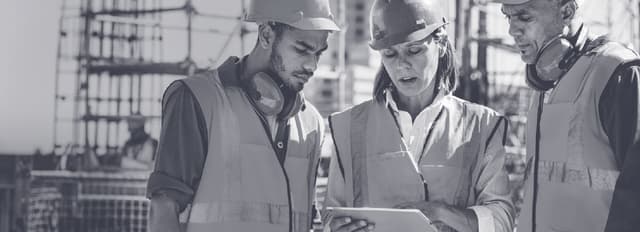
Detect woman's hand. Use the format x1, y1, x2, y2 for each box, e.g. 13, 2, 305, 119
395, 201, 479, 232
395, 201, 449, 228
328, 216, 375, 232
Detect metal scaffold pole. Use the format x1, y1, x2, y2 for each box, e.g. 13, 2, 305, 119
338, 0, 347, 110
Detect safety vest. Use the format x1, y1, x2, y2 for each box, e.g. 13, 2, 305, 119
329, 95, 505, 210
166, 58, 324, 232
520, 41, 637, 232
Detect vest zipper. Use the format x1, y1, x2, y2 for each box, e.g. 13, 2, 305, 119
253, 110, 294, 232
387, 105, 444, 201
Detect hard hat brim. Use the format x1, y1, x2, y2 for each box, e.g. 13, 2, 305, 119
245, 16, 340, 31
491, 0, 530, 4
370, 21, 448, 50
287, 17, 341, 31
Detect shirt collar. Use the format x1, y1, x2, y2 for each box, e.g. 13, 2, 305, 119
385, 88, 449, 115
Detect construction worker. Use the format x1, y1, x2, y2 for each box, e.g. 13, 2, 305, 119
324, 0, 515, 231
495, 0, 640, 231
120, 113, 157, 169
145, 0, 339, 231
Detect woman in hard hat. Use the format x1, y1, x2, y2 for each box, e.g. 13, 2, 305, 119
323, 0, 515, 231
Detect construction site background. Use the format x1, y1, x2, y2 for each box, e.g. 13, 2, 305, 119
1, 0, 639, 231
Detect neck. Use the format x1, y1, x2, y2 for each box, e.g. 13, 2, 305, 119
395, 83, 438, 121
241, 49, 270, 81
565, 20, 583, 38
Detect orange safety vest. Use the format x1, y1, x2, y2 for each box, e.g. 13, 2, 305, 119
166, 62, 324, 232
520, 40, 637, 232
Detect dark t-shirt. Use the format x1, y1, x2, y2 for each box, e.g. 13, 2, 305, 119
146, 82, 208, 210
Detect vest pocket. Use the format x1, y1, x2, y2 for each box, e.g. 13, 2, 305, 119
362, 151, 424, 208
419, 165, 463, 203
538, 103, 572, 162
235, 144, 289, 203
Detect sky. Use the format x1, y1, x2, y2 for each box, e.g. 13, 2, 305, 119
1, 0, 638, 155
0, 0, 253, 154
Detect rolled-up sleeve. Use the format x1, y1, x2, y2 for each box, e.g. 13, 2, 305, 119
469, 116, 515, 232
146, 81, 208, 212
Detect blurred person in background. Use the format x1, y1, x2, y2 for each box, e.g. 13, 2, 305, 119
496, 0, 640, 231
120, 113, 158, 169
323, 0, 515, 231
146, 0, 339, 231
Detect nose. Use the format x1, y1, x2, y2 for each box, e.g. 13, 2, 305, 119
396, 57, 412, 70
508, 20, 523, 39
302, 55, 319, 73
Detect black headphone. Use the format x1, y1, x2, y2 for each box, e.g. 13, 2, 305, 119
242, 72, 305, 121
526, 27, 589, 91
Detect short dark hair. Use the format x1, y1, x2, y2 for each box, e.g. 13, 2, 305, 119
373, 27, 458, 102
268, 21, 293, 37
254, 21, 294, 49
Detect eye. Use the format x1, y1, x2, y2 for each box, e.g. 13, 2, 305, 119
382, 49, 397, 58
518, 14, 533, 22
408, 46, 423, 54
294, 47, 307, 54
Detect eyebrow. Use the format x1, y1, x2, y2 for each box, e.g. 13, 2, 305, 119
296, 40, 328, 53
501, 8, 529, 17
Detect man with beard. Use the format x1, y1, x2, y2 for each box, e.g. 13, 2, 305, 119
495, 0, 640, 231
146, 0, 339, 231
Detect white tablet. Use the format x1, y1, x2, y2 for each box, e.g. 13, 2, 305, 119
324, 207, 437, 232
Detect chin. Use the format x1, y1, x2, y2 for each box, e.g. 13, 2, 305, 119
286, 82, 304, 92
396, 88, 421, 98
521, 54, 537, 64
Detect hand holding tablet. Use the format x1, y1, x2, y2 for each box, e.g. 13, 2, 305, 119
324, 207, 437, 232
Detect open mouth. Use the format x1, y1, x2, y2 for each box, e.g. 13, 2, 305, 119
294, 74, 311, 81
399, 76, 418, 83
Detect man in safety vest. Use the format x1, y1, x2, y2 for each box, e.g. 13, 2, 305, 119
495, 0, 640, 231
146, 0, 339, 231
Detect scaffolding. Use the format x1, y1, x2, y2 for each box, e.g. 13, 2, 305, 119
52, 0, 252, 160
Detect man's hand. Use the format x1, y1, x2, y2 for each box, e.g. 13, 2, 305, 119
328, 216, 375, 232
396, 201, 479, 232
149, 194, 182, 232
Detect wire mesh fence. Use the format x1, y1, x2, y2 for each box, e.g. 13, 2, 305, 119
28, 170, 150, 232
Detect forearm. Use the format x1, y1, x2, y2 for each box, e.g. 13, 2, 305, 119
150, 194, 182, 232
438, 205, 478, 232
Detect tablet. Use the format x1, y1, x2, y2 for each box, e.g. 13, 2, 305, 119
324, 207, 437, 232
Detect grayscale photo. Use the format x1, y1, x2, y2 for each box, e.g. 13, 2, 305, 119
1, 0, 638, 231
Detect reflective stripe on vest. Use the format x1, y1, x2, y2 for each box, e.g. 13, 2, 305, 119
184, 201, 308, 230
537, 160, 619, 191
520, 41, 637, 232
172, 66, 321, 232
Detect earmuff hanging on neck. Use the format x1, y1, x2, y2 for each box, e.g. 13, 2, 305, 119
243, 72, 305, 121
526, 26, 589, 91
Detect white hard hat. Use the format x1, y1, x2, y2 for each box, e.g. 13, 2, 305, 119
244, 0, 340, 31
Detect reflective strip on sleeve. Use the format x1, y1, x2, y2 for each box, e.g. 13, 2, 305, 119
469, 206, 496, 232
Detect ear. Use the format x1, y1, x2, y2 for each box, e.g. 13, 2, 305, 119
258, 23, 276, 49
559, 1, 576, 22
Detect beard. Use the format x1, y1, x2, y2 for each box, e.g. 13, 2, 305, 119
270, 41, 306, 92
